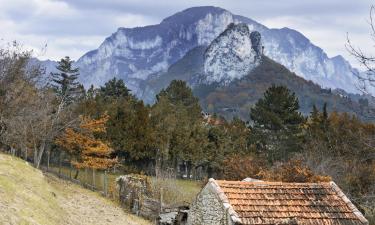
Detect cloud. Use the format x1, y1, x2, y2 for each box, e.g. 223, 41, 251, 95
0, 0, 373, 67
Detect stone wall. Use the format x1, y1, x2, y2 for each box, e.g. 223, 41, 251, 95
117, 174, 161, 220
187, 182, 234, 225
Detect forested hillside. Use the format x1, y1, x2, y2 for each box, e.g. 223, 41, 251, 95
195, 56, 375, 121
148, 47, 375, 121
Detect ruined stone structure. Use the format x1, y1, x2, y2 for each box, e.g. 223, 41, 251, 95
116, 175, 160, 220
187, 178, 369, 225
117, 174, 189, 224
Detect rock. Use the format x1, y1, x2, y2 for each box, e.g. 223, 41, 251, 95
203, 23, 262, 85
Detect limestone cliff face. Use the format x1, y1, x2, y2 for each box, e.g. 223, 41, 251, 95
57, 6, 361, 100
203, 23, 262, 85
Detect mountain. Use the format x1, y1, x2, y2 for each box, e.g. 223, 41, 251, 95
73, 6, 361, 101
197, 57, 375, 121
203, 23, 262, 84
145, 23, 375, 121
155, 48, 374, 120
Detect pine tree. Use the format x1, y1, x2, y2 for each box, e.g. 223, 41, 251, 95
310, 104, 320, 124
156, 80, 201, 119
51, 56, 81, 103
99, 77, 130, 99
151, 80, 205, 176
321, 102, 329, 131
250, 85, 305, 162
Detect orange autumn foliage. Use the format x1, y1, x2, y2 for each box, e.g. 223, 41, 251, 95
258, 159, 331, 183
55, 113, 117, 170
222, 155, 265, 180
222, 156, 330, 183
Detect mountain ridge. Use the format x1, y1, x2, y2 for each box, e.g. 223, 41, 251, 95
66, 6, 362, 100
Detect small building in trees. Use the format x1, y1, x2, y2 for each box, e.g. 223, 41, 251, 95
187, 178, 368, 225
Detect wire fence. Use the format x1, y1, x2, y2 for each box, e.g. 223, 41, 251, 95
2, 148, 120, 200
1, 148, 202, 208
39, 151, 121, 199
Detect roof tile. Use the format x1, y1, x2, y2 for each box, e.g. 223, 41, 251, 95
213, 180, 368, 225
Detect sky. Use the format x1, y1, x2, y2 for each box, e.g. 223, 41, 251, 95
0, 0, 373, 67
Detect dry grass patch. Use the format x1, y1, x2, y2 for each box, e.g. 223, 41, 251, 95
0, 153, 151, 225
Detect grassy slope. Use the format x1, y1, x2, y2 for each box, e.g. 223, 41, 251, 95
47, 165, 201, 206
0, 154, 64, 225
0, 153, 151, 225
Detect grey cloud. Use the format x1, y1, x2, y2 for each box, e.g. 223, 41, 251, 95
0, 0, 373, 64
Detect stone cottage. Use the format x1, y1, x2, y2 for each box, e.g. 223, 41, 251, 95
187, 178, 368, 225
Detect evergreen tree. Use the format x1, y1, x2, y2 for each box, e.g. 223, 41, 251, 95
152, 80, 205, 176
99, 77, 130, 99
157, 80, 201, 118
250, 85, 305, 162
321, 102, 329, 131
310, 104, 320, 124
51, 56, 81, 103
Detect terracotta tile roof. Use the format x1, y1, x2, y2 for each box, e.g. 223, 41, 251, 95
212, 179, 368, 225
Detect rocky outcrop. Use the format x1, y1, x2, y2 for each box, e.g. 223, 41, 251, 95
203, 23, 262, 85
60, 6, 362, 100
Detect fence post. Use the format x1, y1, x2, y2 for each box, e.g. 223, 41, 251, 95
85, 167, 88, 187
93, 168, 96, 190
58, 152, 61, 177
69, 158, 72, 179
104, 170, 108, 197
160, 187, 163, 213
47, 150, 50, 172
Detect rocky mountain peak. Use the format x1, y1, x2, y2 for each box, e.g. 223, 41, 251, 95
203, 23, 262, 84
40, 6, 365, 100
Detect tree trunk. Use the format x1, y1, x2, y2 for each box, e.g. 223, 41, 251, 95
155, 149, 162, 178
23, 147, 27, 161
185, 161, 188, 179
187, 162, 192, 179
33, 147, 38, 167
74, 169, 79, 179
35, 142, 47, 169
10, 147, 15, 156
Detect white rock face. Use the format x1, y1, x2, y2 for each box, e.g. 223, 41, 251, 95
48, 6, 364, 100
195, 11, 235, 46
204, 23, 261, 84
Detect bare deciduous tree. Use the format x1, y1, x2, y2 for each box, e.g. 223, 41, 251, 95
347, 5, 375, 94
0, 42, 78, 168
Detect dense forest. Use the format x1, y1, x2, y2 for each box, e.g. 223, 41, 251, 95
0, 43, 374, 221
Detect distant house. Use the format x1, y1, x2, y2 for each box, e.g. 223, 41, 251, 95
187, 178, 368, 225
